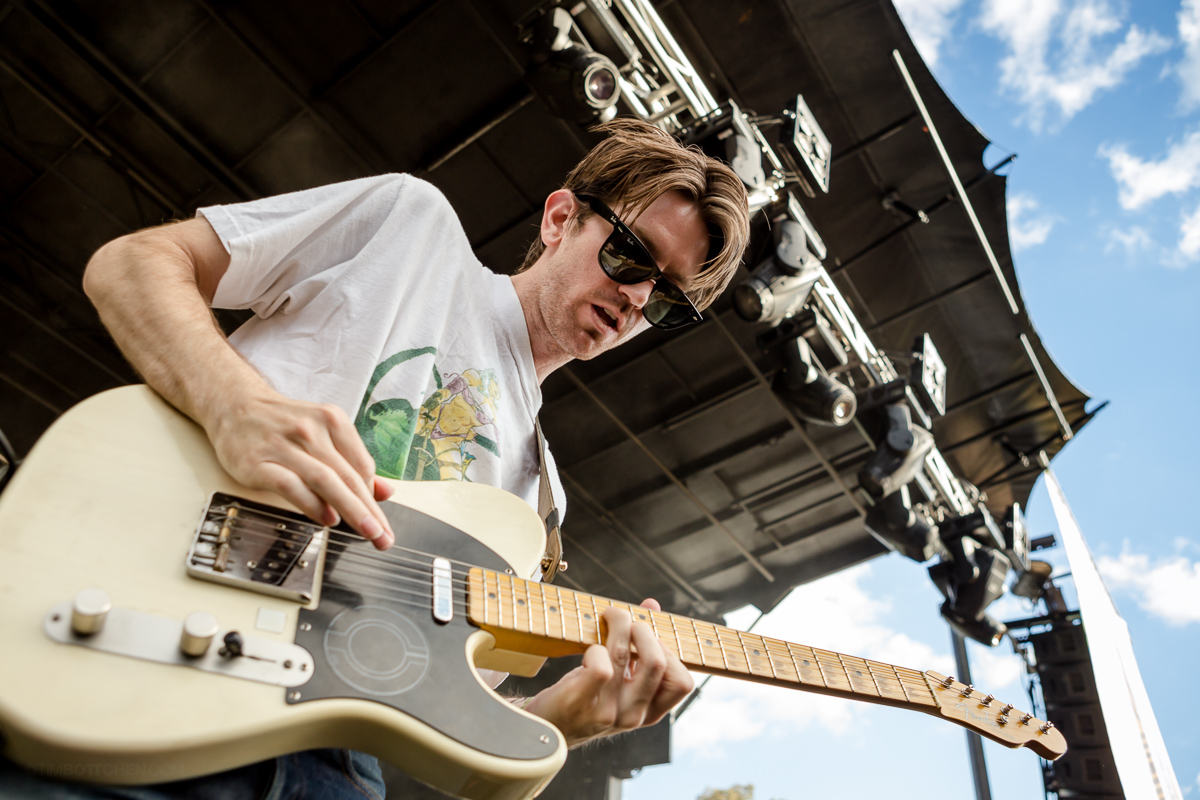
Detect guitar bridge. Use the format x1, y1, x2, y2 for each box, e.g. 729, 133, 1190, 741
185, 492, 326, 603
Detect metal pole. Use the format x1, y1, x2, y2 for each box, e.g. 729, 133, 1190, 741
950, 629, 993, 800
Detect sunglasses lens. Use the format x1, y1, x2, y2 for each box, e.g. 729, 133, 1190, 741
599, 235, 657, 283
644, 285, 701, 330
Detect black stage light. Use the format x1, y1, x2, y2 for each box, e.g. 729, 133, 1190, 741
780, 94, 832, 194
522, 7, 622, 124
774, 336, 856, 426
909, 333, 947, 417
1011, 559, 1054, 601
733, 219, 822, 326
680, 101, 776, 211
864, 485, 940, 562
942, 604, 1009, 647
858, 402, 934, 498
928, 540, 1012, 646
940, 506, 1005, 551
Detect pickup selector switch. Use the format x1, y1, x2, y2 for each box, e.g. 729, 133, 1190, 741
70, 589, 111, 636
179, 611, 219, 657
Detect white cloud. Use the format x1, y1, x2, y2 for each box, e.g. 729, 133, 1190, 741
979, 0, 1170, 130
672, 565, 958, 756
1104, 224, 1155, 257
1178, 204, 1200, 263
1177, 0, 1200, 111
893, 0, 967, 69
1100, 131, 1200, 210
1007, 192, 1055, 250
1097, 548, 1200, 625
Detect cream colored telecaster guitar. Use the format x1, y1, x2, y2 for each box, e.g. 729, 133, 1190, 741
0, 387, 1065, 799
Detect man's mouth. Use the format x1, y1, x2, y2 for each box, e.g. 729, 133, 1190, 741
594, 305, 620, 332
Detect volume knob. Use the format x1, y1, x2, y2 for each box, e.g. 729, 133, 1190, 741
179, 612, 220, 657
71, 589, 111, 636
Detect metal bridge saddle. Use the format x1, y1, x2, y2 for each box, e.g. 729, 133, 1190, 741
186, 492, 327, 603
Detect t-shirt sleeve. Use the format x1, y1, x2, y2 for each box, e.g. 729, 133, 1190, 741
199, 174, 453, 317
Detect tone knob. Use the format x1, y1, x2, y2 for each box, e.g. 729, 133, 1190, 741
71, 589, 111, 635
179, 611, 220, 657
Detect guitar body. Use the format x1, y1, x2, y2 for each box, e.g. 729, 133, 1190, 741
0, 386, 566, 800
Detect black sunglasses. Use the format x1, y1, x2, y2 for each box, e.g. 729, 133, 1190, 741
576, 194, 702, 330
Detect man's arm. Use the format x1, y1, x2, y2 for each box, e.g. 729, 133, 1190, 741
83, 218, 395, 548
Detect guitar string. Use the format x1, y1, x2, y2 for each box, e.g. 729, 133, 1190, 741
200, 512, 1028, 715
197, 515, 481, 585
203, 514, 498, 589
201, 520, 942, 678
207, 503, 491, 571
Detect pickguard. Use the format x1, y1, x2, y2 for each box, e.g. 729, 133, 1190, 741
291, 502, 559, 762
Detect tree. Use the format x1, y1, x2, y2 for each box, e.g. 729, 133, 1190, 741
697, 785, 754, 800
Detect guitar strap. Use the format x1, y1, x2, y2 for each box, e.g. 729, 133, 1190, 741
534, 419, 565, 583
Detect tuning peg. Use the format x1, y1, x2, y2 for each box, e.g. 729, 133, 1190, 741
981, 694, 994, 706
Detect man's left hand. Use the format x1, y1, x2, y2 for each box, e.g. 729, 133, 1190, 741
521, 599, 694, 748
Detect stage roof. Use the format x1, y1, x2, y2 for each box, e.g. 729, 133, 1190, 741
0, 0, 1096, 618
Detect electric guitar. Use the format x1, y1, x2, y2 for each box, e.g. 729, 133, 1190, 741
0, 386, 1066, 799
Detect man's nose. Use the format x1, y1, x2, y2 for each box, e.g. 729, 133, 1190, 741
618, 279, 655, 308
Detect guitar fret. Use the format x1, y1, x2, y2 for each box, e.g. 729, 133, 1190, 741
466, 569, 960, 715
889, 664, 911, 702
688, 618, 707, 667
667, 614, 685, 661
814, 649, 852, 691
751, 633, 778, 680
733, 630, 760, 678
839, 653, 881, 697
588, 594, 600, 644
539, 583, 549, 636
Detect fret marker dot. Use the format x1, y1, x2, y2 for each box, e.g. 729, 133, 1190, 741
705, 640, 713, 647
549, 606, 558, 613
856, 670, 863, 676
488, 592, 496, 599
517, 599, 525, 606
803, 660, 811, 666
584, 613, 592, 620
753, 649, 760, 656
638, 614, 646, 620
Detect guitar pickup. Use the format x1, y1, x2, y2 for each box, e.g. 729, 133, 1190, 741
186, 492, 326, 604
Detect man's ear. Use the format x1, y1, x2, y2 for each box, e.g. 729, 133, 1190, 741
539, 189, 577, 254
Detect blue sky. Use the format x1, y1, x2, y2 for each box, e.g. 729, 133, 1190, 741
626, 1, 1200, 797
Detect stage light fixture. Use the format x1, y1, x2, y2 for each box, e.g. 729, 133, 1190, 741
1011, 559, 1054, 601
864, 484, 941, 562
858, 402, 934, 498
909, 333, 947, 417
522, 7, 622, 124
774, 336, 856, 426
939, 506, 1005, 551
780, 94, 832, 194
733, 219, 822, 326
928, 539, 1012, 646
942, 605, 1009, 647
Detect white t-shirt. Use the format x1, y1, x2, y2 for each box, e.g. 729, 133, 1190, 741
198, 173, 563, 518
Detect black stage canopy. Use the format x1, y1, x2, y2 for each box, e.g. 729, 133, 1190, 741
0, 0, 1095, 623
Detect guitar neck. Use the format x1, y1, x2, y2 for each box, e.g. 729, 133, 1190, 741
466, 568, 937, 712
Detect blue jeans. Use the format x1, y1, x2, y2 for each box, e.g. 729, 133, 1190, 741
0, 749, 385, 800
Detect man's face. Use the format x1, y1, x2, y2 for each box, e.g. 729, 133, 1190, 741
531, 189, 709, 365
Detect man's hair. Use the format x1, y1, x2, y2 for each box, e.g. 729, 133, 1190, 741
518, 118, 750, 311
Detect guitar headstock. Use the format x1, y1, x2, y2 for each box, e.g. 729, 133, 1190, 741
925, 672, 1067, 760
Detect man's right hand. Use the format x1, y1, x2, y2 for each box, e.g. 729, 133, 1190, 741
205, 390, 396, 549
84, 218, 394, 550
